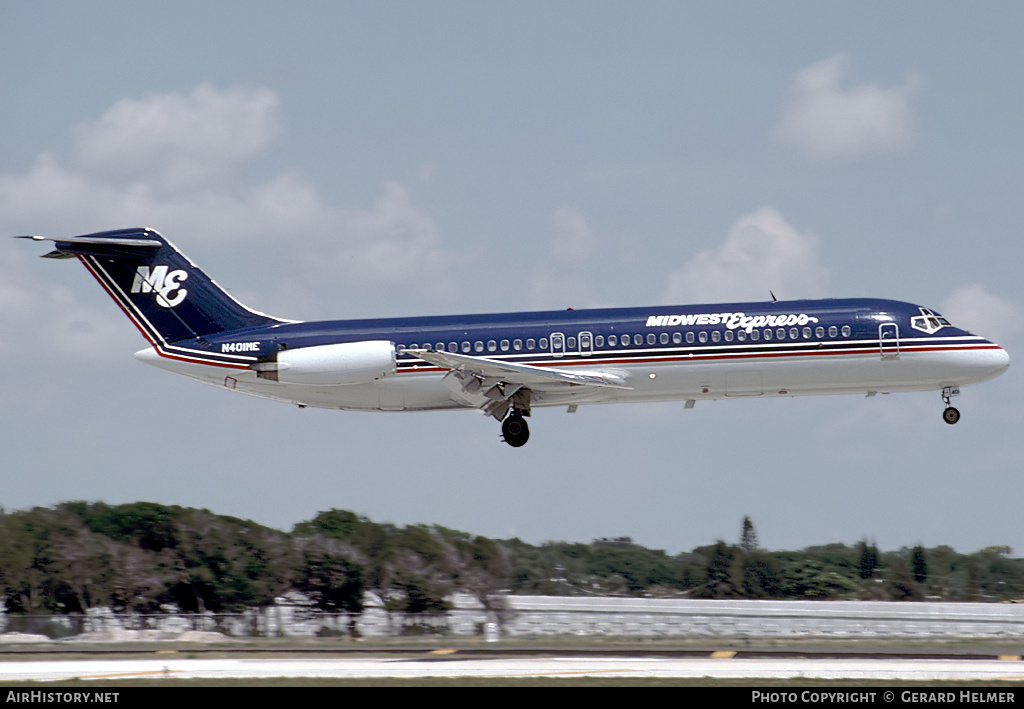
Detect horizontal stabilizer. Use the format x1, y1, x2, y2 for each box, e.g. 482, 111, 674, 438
19, 228, 286, 344
15, 233, 162, 259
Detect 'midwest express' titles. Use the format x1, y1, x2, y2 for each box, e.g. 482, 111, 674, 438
645, 312, 820, 334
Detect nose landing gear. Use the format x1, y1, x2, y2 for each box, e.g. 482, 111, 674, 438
942, 386, 961, 425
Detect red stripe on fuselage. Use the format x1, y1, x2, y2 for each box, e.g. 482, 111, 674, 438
393, 342, 1005, 374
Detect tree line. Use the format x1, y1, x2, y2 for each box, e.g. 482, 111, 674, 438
1, 504, 1022, 619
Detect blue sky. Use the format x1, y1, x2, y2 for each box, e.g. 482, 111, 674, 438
2, 1, 1022, 554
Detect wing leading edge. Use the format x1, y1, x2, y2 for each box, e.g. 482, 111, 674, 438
408, 348, 633, 388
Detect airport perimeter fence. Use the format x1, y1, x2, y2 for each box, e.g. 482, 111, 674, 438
3, 596, 1024, 641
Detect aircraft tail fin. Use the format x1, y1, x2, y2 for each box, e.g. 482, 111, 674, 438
19, 228, 285, 345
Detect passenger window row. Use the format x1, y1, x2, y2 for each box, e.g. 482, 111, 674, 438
398, 325, 852, 355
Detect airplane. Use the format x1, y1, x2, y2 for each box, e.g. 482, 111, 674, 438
19, 228, 1010, 447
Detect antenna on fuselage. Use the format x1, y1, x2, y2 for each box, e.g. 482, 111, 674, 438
770, 290, 777, 302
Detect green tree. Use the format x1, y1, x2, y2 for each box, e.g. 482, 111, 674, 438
0, 508, 61, 613
696, 541, 740, 598
780, 559, 858, 599
65, 501, 181, 552
161, 508, 293, 612
911, 545, 928, 584
434, 530, 512, 623
741, 554, 781, 598
293, 535, 365, 615
388, 525, 456, 615
857, 541, 879, 580
740, 516, 758, 552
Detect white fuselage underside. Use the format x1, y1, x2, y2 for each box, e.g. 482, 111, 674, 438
135, 343, 1010, 413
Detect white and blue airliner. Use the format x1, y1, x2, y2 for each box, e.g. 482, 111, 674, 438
20, 229, 1010, 446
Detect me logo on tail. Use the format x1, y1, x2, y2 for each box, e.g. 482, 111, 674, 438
130, 265, 188, 308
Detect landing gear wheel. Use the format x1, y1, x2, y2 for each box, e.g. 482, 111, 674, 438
501, 413, 530, 447
943, 407, 961, 425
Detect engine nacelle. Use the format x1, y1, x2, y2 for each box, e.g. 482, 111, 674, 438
252, 340, 396, 386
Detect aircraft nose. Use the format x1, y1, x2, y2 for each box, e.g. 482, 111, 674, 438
973, 344, 1010, 382
993, 345, 1011, 374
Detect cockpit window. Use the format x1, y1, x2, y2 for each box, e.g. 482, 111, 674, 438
910, 307, 952, 334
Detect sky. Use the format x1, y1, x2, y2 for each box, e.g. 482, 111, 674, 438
2, 1, 1023, 555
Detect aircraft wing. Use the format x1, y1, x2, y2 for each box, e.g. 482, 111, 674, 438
407, 348, 632, 419
408, 349, 632, 388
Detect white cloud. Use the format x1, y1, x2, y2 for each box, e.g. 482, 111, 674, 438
778, 53, 920, 161
72, 83, 281, 191
0, 85, 453, 300
941, 285, 1019, 345
528, 206, 599, 309
662, 207, 829, 304
0, 248, 134, 363
550, 205, 597, 263
324, 181, 446, 286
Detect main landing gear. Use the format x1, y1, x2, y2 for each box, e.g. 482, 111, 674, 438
942, 386, 961, 425
501, 409, 530, 447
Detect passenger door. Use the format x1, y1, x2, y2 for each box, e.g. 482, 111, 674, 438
879, 323, 900, 360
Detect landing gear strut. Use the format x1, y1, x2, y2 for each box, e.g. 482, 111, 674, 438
501, 409, 530, 447
942, 386, 961, 425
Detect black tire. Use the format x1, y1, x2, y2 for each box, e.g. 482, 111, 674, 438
502, 414, 530, 447
943, 407, 961, 425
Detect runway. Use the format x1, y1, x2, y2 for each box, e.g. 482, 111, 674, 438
3, 654, 1024, 682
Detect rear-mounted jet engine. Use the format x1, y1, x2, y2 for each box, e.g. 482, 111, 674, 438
252, 340, 396, 386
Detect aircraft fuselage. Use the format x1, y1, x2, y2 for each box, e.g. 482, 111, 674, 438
136, 298, 1009, 414
21, 229, 1009, 446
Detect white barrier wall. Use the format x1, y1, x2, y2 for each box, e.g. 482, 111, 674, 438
365, 595, 1024, 639
4, 595, 1024, 640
